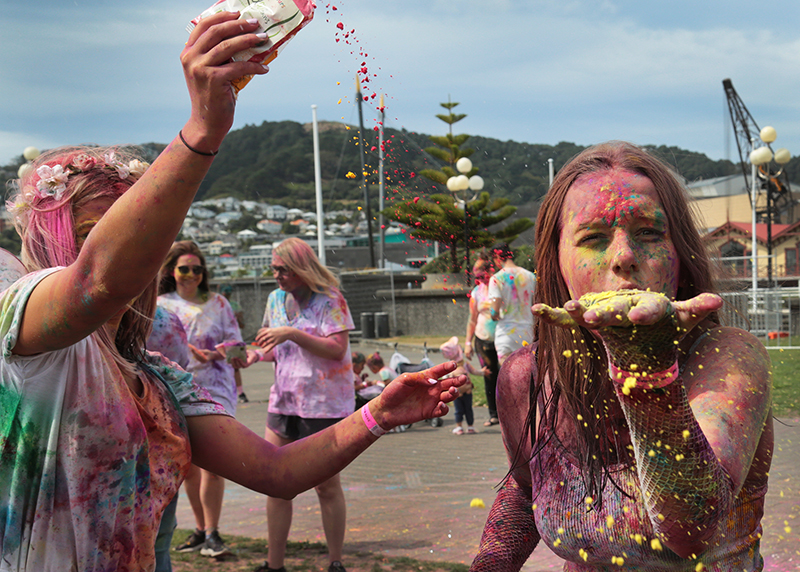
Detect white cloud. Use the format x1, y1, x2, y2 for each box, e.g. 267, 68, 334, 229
2, 0, 800, 165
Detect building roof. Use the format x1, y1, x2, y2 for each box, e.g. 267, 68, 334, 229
705, 220, 800, 246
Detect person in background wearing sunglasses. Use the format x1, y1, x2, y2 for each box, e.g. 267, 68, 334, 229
158, 240, 257, 558
254, 237, 355, 572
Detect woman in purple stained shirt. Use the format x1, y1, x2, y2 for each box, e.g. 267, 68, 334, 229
158, 240, 257, 558
255, 237, 355, 572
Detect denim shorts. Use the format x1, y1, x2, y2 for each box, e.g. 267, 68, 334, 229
267, 413, 343, 441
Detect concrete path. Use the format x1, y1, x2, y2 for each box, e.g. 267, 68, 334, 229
176, 342, 800, 571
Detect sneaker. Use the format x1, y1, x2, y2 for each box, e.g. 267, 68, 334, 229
253, 564, 286, 572
329, 561, 347, 572
467, 427, 477, 434
238, 392, 250, 403
452, 426, 464, 435
200, 530, 232, 557
174, 529, 205, 552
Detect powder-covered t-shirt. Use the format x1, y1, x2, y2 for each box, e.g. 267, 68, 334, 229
488, 266, 536, 354
158, 291, 242, 415
0, 269, 228, 572
148, 304, 191, 368
470, 281, 496, 342
263, 288, 354, 418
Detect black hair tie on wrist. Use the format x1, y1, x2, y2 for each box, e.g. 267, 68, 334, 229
179, 130, 219, 157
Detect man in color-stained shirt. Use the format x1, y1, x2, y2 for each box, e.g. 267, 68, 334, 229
488, 243, 536, 363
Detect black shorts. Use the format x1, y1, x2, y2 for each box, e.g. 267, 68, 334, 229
267, 413, 344, 441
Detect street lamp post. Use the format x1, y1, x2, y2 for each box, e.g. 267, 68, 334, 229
447, 157, 484, 286
749, 126, 792, 289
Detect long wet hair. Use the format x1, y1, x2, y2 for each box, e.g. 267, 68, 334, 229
6, 145, 154, 377
525, 141, 719, 501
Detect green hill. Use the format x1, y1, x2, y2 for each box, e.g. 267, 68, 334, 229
191, 121, 744, 211
6, 121, 785, 218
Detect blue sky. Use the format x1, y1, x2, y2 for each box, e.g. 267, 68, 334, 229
3, 0, 800, 167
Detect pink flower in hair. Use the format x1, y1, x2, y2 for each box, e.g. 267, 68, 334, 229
72, 154, 97, 171
35, 164, 71, 200
103, 150, 130, 179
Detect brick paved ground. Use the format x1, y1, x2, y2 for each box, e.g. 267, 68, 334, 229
175, 342, 800, 571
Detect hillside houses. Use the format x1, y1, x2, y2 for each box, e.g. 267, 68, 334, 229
179, 195, 417, 278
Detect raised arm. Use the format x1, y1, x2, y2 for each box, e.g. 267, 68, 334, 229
14, 12, 269, 355
534, 290, 773, 558
615, 324, 772, 558
188, 361, 466, 497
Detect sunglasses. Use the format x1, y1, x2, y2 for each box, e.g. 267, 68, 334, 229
271, 265, 292, 276
176, 265, 204, 276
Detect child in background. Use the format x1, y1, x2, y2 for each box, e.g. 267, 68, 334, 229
352, 352, 369, 390
353, 351, 382, 409
439, 337, 483, 435
366, 352, 396, 387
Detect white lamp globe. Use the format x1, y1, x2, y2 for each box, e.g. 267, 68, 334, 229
23, 146, 40, 161
17, 163, 33, 179
774, 148, 791, 165
446, 176, 459, 192
760, 126, 777, 144
454, 174, 470, 191
750, 146, 773, 166
456, 157, 473, 174
469, 175, 485, 191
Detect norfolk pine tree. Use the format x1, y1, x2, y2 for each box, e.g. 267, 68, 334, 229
382, 100, 533, 273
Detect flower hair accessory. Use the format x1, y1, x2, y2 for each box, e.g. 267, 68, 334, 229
35, 164, 72, 200
29, 151, 149, 203
8, 148, 151, 227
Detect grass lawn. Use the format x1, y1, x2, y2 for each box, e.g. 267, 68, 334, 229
469, 354, 800, 416
170, 534, 469, 572
382, 333, 800, 416
766, 346, 800, 416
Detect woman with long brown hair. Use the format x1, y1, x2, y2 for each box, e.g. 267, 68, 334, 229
158, 240, 254, 557
471, 142, 772, 571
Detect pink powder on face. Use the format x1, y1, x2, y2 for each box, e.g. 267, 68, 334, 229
558, 169, 679, 300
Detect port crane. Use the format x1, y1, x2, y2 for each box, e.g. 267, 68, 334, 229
722, 78, 794, 225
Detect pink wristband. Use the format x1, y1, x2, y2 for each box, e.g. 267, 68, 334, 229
361, 405, 387, 437
609, 360, 679, 391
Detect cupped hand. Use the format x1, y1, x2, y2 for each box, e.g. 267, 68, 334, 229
533, 290, 723, 370
255, 326, 294, 353
534, 290, 721, 332
370, 362, 466, 429
180, 11, 271, 150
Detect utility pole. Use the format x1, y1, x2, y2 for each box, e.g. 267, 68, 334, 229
378, 94, 386, 268
356, 75, 376, 268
